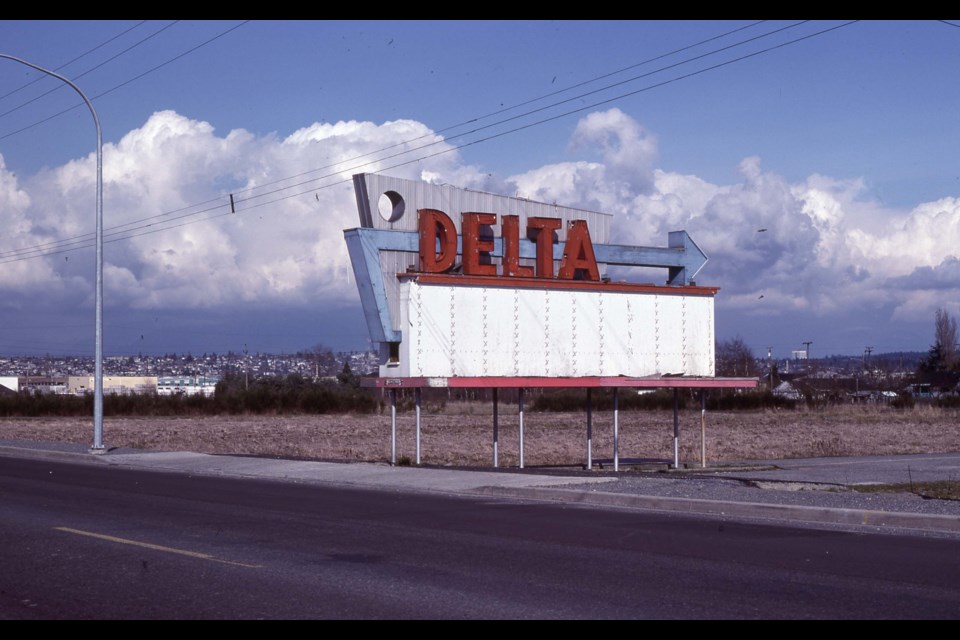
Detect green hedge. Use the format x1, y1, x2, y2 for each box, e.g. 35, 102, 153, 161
0, 391, 91, 417
530, 389, 798, 412
0, 374, 381, 417
934, 394, 960, 409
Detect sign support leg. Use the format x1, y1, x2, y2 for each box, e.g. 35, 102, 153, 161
700, 390, 706, 469
586, 388, 593, 470
519, 388, 525, 470
391, 388, 397, 466
415, 387, 421, 465
493, 388, 499, 468
613, 387, 619, 472
673, 387, 680, 469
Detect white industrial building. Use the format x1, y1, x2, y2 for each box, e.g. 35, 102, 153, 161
4, 376, 158, 395
157, 376, 219, 396
1, 375, 218, 396
67, 376, 158, 395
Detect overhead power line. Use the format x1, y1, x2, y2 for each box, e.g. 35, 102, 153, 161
0, 20, 857, 265
0, 20, 149, 102
0, 20, 249, 142
0, 21, 178, 121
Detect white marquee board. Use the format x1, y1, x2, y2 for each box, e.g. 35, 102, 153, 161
386, 278, 716, 378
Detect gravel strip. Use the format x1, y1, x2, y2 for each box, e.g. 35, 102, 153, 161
560, 473, 960, 517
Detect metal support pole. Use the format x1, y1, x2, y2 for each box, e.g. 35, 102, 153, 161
586, 388, 593, 470
673, 387, 680, 469
415, 387, 421, 465
518, 388, 525, 469
492, 388, 499, 468
700, 390, 707, 469
613, 387, 619, 472
391, 388, 397, 466
0, 54, 104, 453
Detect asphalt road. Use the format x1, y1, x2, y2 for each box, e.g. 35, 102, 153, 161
1, 444, 960, 619
3, 440, 960, 535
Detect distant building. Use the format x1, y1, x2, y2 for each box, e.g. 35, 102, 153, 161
4, 375, 220, 396
67, 376, 157, 395
772, 381, 801, 400
19, 376, 67, 394
157, 375, 218, 396
848, 390, 899, 404
906, 383, 934, 399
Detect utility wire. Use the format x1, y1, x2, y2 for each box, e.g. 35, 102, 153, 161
2, 20, 785, 259
0, 20, 816, 260
0, 20, 855, 264
218, 21, 858, 212
0, 20, 850, 262
0, 20, 148, 102
0, 21, 249, 142
219, 20, 819, 211
187, 21, 806, 207
0, 21, 178, 120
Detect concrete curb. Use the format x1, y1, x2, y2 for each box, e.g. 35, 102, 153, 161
474, 485, 960, 534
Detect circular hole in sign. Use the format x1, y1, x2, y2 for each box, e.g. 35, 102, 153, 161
378, 190, 405, 223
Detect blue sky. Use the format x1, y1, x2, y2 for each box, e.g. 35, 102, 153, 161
1, 20, 959, 362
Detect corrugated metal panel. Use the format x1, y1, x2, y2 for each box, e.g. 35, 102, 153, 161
358, 172, 611, 239
379, 250, 415, 333
392, 280, 715, 378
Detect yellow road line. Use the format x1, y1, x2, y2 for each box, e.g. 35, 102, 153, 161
55, 527, 261, 568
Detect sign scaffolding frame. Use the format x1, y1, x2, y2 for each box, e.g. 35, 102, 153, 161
366, 375, 758, 471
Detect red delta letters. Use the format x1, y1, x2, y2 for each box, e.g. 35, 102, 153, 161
418, 208, 600, 281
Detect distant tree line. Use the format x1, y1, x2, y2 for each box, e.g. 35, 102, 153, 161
530, 388, 796, 412
0, 368, 380, 417
704, 308, 960, 409
916, 307, 960, 393
8, 311, 960, 417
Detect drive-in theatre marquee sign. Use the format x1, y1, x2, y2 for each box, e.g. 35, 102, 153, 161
343, 172, 757, 469
345, 172, 720, 379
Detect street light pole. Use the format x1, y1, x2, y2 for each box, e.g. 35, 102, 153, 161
0, 54, 105, 452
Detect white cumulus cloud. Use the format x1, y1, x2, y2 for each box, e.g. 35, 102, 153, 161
3, 106, 959, 355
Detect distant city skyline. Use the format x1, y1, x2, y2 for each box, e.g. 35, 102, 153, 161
2, 21, 959, 359
0, 349, 380, 379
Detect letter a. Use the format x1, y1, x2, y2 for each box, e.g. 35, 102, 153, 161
558, 220, 600, 281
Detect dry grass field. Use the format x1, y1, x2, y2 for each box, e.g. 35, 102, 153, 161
2, 402, 960, 468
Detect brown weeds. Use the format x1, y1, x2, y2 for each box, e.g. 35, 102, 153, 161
2, 404, 960, 468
